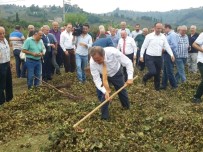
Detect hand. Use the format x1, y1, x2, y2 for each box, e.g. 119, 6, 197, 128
171, 55, 175, 62
104, 92, 110, 100
65, 51, 69, 56
50, 44, 56, 49
140, 57, 144, 62
125, 79, 133, 85
79, 42, 87, 47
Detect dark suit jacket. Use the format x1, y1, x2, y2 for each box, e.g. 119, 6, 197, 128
41, 33, 57, 53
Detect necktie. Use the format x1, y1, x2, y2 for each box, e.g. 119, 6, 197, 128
102, 62, 111, 93
123, 38, 126, 54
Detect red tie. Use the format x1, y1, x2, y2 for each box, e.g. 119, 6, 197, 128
123, 38, 126, 54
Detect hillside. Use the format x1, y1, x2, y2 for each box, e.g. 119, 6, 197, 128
1, 4, 203, 28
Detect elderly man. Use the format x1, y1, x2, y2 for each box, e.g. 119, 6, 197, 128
90, 46, 133, 120
175, 25, 189, 84
188, 25, 199, 73
118, 30, 137, 81
140, 23, 175, 91
27, 25, 35, 38
49, 21, 64, 68
135, 28, 148, 71
117, 21, 131, 38
0, 26, 13, 105
9, 25, 25, 78
41, 25, 58, 81
22, 30, 45, 89
192, 33, 203, 103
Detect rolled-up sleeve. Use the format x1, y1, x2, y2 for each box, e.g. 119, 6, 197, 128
140, 35, 149, 58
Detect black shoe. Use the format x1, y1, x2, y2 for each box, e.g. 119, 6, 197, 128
56, 70, 61, 75
142, 78, 147, 86
192, 97, 202, 104
160, 86, 166, 90
47, 77, 52, 81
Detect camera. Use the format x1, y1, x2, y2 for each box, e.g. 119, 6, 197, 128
72, 24, 83, 36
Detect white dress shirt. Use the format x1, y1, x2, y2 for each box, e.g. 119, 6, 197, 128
90, 47, 134, 94
140, 32, 173, 58
131, 30, 143, 39
195, 32, 203, 63
0, 38, 10, 64
60, 30, 75, 51
117, 36, 137, 56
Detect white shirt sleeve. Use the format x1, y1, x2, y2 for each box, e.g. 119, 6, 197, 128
195, 33, 203, 45
140, 35, 150, 58
60, 33, 66, 52
117, 38, 122, 50
115, 51, 134, 79
131, 38, 137, 56
90, 59, 106, 94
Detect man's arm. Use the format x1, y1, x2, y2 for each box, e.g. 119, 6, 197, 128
164, 37, 175, 62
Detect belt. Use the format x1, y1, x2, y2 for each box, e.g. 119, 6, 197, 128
66, 48, 74, 51
26, 58, 40, 61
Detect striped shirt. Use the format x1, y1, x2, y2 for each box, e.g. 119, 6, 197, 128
176, 34, 189, 58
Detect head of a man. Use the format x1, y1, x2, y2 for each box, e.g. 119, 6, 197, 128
15, 25, 21, 31
60, 26, 65, 32
99, 29, 106, 38
121, 30, 127, 39
66, 23, 72, 32
52, 21, 59, 31
142, 28, 148, 36
180, 25, 187, 36
90, 46, 105, 65
42, 25, 50, 35
28, 25, 35, 32
164, 24, 172, 34
154, 23, 163, 35
0, 26, 5, 41
135, 24, 140, 32
190, 25, 196, 35
120, 22, 126, 30
33, 30, 43, 41
82, 23, 90, 35
110, 28, 116, 36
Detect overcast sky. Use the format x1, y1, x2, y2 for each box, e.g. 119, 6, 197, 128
2, 0, 203, 14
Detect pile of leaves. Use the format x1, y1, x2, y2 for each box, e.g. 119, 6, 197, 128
0, 72, 203, 151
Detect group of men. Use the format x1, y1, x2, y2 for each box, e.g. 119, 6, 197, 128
0, 21, 203, 120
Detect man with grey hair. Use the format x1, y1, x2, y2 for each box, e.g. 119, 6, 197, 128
188, 25, 199, 73
117, 21, 131, 38
175, 25, 189, 84
90, 46, 133, 120
0, 26, 13, 105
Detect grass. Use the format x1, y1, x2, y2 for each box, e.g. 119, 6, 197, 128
0, 58, 203, 151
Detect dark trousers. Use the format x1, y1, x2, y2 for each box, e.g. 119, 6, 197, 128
137, 50, 146, 71
123, 53, 134, 82
143, 55, 162, 90
42, 51, 52, 80
13, 49, 26, 78
97, 69, 130, 119
56, 45, 64, 67
0, 62, 13, 105
64, 49, 76, 73
161, 53, 177, 88
194, 62, 203, 99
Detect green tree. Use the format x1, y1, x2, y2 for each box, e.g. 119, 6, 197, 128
16, 12, 20, 22
65, 13, 88, 25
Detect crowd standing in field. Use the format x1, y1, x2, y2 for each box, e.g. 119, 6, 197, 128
0, 21, 203, 119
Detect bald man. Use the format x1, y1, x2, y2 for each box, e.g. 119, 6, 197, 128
140, 23, 175, 91
0, 26, 13, 105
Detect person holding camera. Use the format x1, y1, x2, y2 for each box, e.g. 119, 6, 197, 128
73, 23, 93, 83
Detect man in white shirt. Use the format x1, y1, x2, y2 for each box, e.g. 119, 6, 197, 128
60, 23, 76, 73
90, 46, 133, 120
140, 23, 175, 91
118, 30, 137, 81
192, 33, 203, 103
0, 26, 13, 105
117, 21, 131, 38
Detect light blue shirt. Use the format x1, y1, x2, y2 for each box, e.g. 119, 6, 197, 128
166, 30, 178, 57
117, 28, 131, 38
75, 34, 92, 56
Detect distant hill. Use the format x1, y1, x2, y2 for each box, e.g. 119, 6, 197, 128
1, 4, 203, 29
